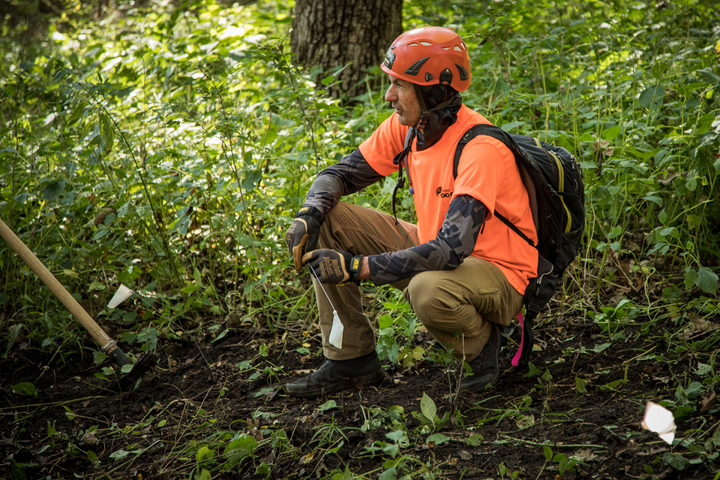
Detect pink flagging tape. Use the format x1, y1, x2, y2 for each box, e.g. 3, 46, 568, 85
511, 311, 524, 367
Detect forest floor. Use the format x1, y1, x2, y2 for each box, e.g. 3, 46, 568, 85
1, 289, 719, 480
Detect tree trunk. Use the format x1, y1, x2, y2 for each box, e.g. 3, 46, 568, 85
291, 0, 403, 99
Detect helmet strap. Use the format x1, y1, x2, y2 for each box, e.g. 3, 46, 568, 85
413, 83, 430, 129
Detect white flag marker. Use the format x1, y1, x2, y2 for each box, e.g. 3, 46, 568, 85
641, 401, 676, 444
309, 265, 344, 350
328, 311, 344, 349
108, 284, 134, 309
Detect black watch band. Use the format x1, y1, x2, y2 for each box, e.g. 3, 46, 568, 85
349, 255, 363, 280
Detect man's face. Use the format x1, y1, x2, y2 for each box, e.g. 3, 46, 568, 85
385, 75, 421, 127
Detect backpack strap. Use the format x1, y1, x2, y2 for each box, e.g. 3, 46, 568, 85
453, 124, 536, 248
391, 127, 417, 224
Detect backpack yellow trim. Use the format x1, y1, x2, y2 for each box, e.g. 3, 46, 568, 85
549, 150, 572, 233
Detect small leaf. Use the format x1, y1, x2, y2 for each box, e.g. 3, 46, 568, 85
592, 343, 611, 353
695, 267, 718, 295
43, 179, 67, 201
575, 376, 588, 394
602, 125, 622, 140
88, 281, 106, 291
698, 68, 720, 85
11, 382, 38, 398
501, 121, 526, 132
93, 351, 108, 365
66, 101, 88, 126
465, 433, 484, 446
515, 414, 535, 430
87, 450, 99, 466
241, 169, 262, 191
318, 400, 337, 412
420, 392, 437, 422
663, 452, 690, 471
109, 449, 129, 460
544, 445, 553, 461
196, 445, 214, 462
63, 269, 80, 279
639, 84, 665, 110
427, 433, 450, 445
100, 113, 115, 151
526, 361, 542, 378
211, 328, 229, 344
378, 467, 397, 480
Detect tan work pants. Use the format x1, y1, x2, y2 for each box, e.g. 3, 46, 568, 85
315, 201, 523, 362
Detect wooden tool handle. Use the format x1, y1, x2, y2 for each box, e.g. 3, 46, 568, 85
0, 217, 129, 365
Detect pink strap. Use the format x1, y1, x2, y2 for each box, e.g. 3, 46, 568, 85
511, 311, 524, 367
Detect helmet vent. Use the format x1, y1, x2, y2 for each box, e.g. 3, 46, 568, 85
420, 41, 432, 46
439, 67, 453, 85
442, 47, 450, 50
425, 72, 434, 82
408, 42, 418, 47
456, 64, 469, 81
405, 57, 430, 76
454, 45, 463, 51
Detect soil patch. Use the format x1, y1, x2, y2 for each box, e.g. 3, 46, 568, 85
1, 305, 718, 479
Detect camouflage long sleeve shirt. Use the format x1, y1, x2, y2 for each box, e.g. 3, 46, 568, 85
302, 149, 487, 286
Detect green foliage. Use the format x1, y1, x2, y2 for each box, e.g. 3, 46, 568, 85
1, 2, 720, 477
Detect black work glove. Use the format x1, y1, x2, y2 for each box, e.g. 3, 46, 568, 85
285, 206, 325, 271
302, 249, 363, 285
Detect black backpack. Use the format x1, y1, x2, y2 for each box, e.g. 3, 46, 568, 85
452, 124, 585, 367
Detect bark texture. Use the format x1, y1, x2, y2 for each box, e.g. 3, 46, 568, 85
291, 0, 403, 98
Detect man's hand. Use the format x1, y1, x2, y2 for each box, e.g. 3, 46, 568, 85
302, 249, 362, 285
285, 207, 324, 271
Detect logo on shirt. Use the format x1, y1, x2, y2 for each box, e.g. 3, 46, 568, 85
435, 186, 452, 198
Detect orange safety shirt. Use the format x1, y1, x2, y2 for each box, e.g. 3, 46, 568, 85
359, 104, 538, 295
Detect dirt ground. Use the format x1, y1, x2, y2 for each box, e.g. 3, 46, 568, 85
1, 297, 719, 480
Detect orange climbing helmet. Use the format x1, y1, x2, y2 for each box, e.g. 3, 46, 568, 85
381, 26, 471, 92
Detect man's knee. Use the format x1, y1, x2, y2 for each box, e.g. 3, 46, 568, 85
405, 272, 458, 324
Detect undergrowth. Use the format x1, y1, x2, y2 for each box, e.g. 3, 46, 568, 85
0, 0, 719, 478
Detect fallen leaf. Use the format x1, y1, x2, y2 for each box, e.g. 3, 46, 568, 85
458, 450, 473, 460
515, 414, 535, 430
571, 448, 598, 462
82, 431, 99, 445
699, 390, 717, 413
